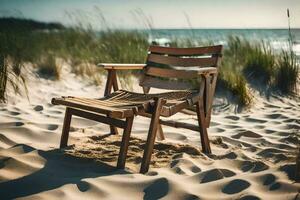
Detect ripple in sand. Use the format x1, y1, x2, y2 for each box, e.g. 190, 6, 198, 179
0, 134, 17, 148
209, 127, 225, 133
8, 111, 21, 116
279, 135, 299, 145
217, 152, 238, 159
0, 122, 24, 128
224, 125, 240, 129
164, 132, 187, 141
222, 179, 250, 194
232, 130, 262, 139
245, 117, 267, 123
182, 194, 200, 200
225, 115, 240, 121
239, 195, 260, 200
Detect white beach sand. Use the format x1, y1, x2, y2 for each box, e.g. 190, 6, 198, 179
0, 64, 299, 199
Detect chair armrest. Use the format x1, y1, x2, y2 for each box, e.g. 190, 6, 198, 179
195, 67, 218, 75
97, 63, 146, 70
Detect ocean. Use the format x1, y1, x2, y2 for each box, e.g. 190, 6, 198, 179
146, 29, 300, 56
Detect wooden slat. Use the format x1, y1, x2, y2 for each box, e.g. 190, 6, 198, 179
145, 67, 198, 79
205, 74, 217, 126
69, 108, 127, 128
138, 112, 201, 133
149, 45, 222, 56
156, 124, 165, 140
52, 98, 133, 118
117, 116, 134, 169
196, 83, 211, 154
98, 63, 146, 70
60, 107, 72, 148
140, 97, 166, 173
104, 69, 114, 96
147, 54, 218, 67
160, 119, 200, 132
139, 75, 195, 90
145, 66, 217, 79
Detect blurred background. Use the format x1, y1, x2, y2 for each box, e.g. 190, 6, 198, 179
0, 0, 299, 106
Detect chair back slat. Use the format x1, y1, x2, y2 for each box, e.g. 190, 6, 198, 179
148, 45, 223, 56
147, 54, 218, 67
145, 66, 198, 79
139, 45, 222, 91
141, 75, 195, 90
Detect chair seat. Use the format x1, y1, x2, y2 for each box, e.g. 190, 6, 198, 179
52, 90, 199, 118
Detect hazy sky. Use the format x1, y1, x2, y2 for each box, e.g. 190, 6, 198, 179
0, 0, 299, 29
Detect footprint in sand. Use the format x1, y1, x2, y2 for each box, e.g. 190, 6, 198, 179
15, 122, 24, 126
174, 166, 186, 174
76, 180, 90, 192
261, 173, 276, 186
241, 161, 269, 172
47, 124, 59, 131
222, 179, 250, 194
269, 182, 281, 191
34, 105, 43, 111
190, 166, 201, 173
197, 168, 236, 183
143, 177, 169, 200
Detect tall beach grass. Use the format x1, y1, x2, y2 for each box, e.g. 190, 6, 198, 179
0, 17, 298, 106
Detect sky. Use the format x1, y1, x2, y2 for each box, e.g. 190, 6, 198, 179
0, 0, 300, 29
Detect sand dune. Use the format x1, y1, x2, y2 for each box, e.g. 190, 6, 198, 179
0, 64, 299, 199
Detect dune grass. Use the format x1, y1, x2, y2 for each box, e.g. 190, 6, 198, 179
244, 44, 275, 86
0, 55, 7, 101
275, 50, 299, 94
36, 53, 61, 80
218, 63, 252, 106
0, 17, 299, 106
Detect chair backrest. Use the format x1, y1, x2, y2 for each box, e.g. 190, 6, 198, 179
140, 45, 223, 126
139, 45, 223, 92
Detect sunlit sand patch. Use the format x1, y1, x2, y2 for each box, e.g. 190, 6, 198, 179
64, 134, 204, 171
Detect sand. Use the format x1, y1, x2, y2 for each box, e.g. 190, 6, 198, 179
0, 64, 299, 200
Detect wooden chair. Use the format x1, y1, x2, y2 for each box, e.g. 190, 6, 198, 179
52, 45, 223, 173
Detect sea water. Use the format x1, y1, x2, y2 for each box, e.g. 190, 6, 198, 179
146, 29, 300, 56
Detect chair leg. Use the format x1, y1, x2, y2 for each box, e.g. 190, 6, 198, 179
104, 69, 119, 135
60, 107, 72, 148
156, 123, 165, 141
117, 116, 134, 169
196, 100, 212, 154
140, 98, 164, 173
109, 125, 119, 135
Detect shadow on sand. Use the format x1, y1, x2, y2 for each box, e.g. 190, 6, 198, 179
0, 144, 130, 199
